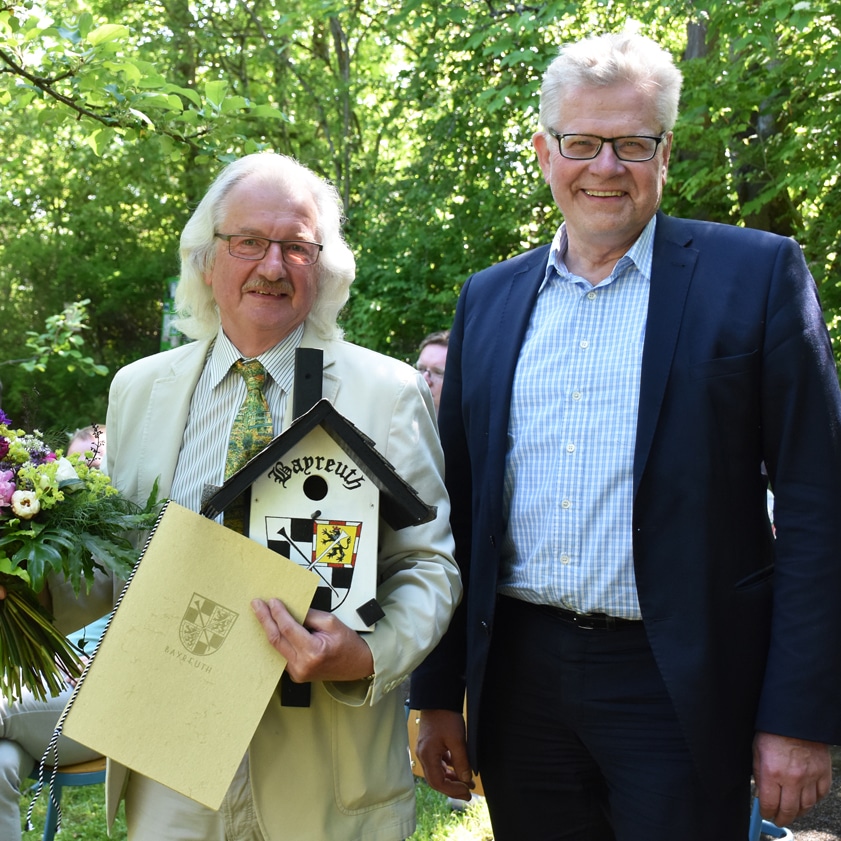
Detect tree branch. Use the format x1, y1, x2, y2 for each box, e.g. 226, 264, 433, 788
0, 47, 209, 151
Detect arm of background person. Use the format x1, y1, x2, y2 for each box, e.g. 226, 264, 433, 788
416, 708, 476, 801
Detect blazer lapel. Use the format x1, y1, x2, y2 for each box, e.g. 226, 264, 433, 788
138, 341, 210, 497
634, 214, 698, 492
487, 245, 551, 454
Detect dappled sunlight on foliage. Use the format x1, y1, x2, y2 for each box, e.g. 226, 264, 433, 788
1, 0, 839, 432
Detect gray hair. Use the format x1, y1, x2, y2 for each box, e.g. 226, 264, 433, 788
539, 32, 683, 134
419, 329, 450, 352
174, 152, 355, 341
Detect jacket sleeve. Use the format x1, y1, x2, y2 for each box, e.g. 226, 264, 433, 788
754, 235, 841, 740
325, 354, 462, 707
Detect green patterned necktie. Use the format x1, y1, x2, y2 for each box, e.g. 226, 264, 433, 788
224, 359, 273, 531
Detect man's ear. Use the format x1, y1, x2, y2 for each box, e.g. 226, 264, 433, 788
660, 131, 673, 186
532, 131, 552, 183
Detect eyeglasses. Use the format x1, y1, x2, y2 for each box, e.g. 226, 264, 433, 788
215, 233, 323, 265
547, 129, 666, 162
416, 364, 445, 380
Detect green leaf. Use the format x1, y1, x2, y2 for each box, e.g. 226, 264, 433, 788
204, 80, 229, 107
221, 95, 249, 114
11, 540, 64, 591
163, 83, 202, 108
128, 107, 156, 129
56, 25, 83, 45
85, 127, 116, 155
86, 23, 130, 46
78, 11, 94, 39
103, 59, 142, 85
249, 104, 287, 120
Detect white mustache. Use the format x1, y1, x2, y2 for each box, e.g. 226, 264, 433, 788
243, 280, 294, 296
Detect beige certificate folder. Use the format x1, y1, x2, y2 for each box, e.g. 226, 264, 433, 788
62, 502, 318, 810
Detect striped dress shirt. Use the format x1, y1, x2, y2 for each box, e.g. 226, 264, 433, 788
168, 324, 303, 517
497, 216, 656, 619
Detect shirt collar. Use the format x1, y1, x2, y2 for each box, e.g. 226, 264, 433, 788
207, 324, 305, 395
541, 215, 658, 292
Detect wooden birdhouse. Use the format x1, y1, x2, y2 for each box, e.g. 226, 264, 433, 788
201, 398, 436, 632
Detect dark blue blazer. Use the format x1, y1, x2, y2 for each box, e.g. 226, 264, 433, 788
412, 212, 841, 789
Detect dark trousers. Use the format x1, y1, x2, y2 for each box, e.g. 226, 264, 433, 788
477, 596, 751, 841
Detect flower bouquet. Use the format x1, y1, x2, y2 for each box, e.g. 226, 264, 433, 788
0, 411, 161, 703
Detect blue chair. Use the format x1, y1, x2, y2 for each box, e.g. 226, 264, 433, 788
748, 796, 794, 841
30, 757, 107, 841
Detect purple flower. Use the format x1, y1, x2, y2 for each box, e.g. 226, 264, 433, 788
0, 468, 15, 508
0, 410, 10, 426
27, 446, 53, 465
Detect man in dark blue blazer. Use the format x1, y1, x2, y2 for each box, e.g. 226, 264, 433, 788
411, 31, 841, 841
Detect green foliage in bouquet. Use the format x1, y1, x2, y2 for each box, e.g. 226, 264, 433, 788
0, 412, 162, 702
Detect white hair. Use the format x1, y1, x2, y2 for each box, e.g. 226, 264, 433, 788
174, 152, 355, 341
539, 32, 683, 133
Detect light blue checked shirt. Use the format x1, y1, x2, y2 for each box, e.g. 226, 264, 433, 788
497, 217, 656, 619
169, 324, 303, 516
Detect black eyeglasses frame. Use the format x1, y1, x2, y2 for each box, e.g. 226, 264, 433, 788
546, 129, 667, 162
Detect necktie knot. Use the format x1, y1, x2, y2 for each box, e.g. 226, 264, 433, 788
236, 359, 266, 392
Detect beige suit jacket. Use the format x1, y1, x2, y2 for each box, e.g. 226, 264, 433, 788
53, 325, 460, 840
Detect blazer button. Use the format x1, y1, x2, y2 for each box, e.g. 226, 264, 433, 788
480, 620, 490, 635
489, 534, 496, 548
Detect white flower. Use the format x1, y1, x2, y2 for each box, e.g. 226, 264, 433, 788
11, 490, 40, 519
55, 457, 83, 489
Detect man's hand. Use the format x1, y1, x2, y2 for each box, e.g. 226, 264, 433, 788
753, 731, 832, 827
416, 708, 475, 802
251, 598, 374, 683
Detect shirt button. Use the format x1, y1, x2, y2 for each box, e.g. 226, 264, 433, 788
579, 340, 589, 349
572, 391, 582, 400
587, 291, 597, 300
566, 443, 575, 453
560, 554, 571, 564
561, 499, 572, 509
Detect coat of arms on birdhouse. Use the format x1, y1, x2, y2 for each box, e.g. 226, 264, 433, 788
201, 399, 435, 631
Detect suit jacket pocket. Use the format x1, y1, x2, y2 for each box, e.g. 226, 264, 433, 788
734, 563, 774, 590
691, 349, 758, 380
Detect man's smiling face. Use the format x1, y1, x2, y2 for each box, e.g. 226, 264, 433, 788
533, 81, 671, 262
204, 175, 320, 357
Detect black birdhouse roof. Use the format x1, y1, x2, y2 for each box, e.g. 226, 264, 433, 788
199, 398, 436, 531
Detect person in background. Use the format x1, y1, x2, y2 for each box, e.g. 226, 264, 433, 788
415, 330, 449, 415
411, 31, 841, 841
0, 616, 108, 841
1, 424, 109, 840
48, 151, 460, 841
66, 425, 106, 470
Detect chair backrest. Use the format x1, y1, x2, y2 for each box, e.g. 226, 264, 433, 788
29, 756, 107, 841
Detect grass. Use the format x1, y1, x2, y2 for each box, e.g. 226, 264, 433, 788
21, 779, 126, 840
410, 781, 493, 841
21, 776, 493, 840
